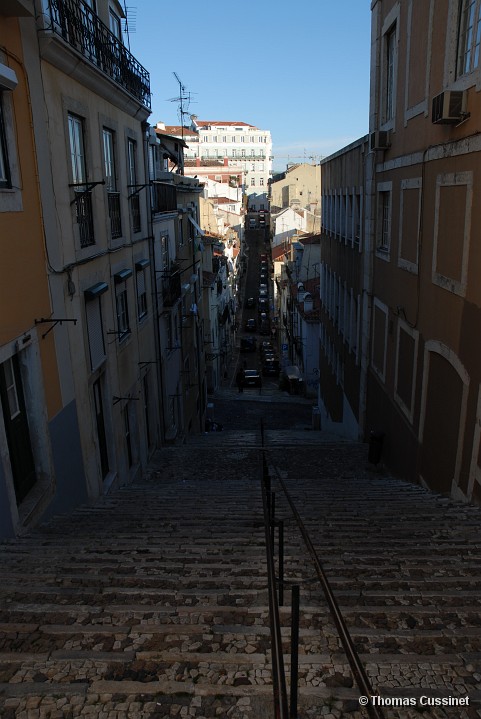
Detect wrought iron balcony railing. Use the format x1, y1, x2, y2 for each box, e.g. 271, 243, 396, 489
130, 194, 141, 233
151, 182, 177, 214
108, 191, 122, 238
162, 270, 182, 307
46, 0, 151, 109
74, 190, 95, 247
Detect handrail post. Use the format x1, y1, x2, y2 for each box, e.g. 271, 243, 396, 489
271, 492, 276, 550
290, 584, 300, 718
278, 520, 284, 606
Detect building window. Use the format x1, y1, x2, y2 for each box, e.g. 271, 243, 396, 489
377, 187, 391, 255
457, 0, 481, 75
385, 25, 396, 123
114, 270, 132, 341
241, 149, 246, 157
260, 177, 264, 186
69, 113, 87, 187
251, 177, 255, 186
109, 8, 121, 37
68, 113, 95, 247
127, 138, 141, 233
0, 94, 11, 188
222, 136, 227, 143
135, 260, 149, 320
103, 128, 122, 238
84, 282, 108, 370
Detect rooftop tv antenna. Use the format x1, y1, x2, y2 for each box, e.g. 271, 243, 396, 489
122, 2, 137, 51
169, 72, 192, 139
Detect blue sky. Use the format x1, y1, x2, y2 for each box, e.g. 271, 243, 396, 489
127, 1, 371, 173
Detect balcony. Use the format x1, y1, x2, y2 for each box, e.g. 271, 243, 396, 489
151, 182, 177, 214
108, 192, 122, 239
74, 191, 95, 247
45, 0, 151, 109
162, 269, 182, 307
130, 194, 141, 233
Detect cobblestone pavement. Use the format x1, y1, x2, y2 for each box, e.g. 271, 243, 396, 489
1, 381, 481, 718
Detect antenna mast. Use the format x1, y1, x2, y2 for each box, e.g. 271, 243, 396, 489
172, 72, 191, 141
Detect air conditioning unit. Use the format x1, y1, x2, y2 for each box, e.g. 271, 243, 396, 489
370, 130, 390, 151
432, 90, 467, 124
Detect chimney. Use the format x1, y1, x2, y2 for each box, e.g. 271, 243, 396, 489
224, 157, 229, 166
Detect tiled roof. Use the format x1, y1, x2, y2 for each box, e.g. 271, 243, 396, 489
213, 197, 238, 204
196, 120, 255, 128
163, 125, 198, 136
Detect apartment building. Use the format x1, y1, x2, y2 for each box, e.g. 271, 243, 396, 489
319, 137, 368, 439
148, 128, 206, 440
0, 1, 73, 538
165, 118, 272, 211
367, 0, 481, 502
269, 162, 321, 216
0, 0, 160, 538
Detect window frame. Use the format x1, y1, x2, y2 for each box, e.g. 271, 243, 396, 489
457, 0, 481, 77
102, 127, 117, 191
376, 182, 392, 260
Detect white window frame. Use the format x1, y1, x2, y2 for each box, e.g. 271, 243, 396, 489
457, 0, 481, 77
103, 128, 117, 191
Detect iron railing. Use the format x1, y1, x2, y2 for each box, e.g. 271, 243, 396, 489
130, 194, 141, 233
151, 182, 177, 214
74, 190, 95, 247
46, 0, 151, 108
108, 192, 122, 238
162, 270, 182, 307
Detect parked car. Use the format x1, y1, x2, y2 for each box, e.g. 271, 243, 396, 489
262, 351, 276, 362
260, 254, 267, 262
258, 298, 269, 313
260, 341, 274, 357
245, 318, 257, 332
245, 297, 256, 308
260, 320, 270, 336
259, 272, 268, 283
240, 337, 257, 352
244, 369, 262, 387
262, 359, 280, 377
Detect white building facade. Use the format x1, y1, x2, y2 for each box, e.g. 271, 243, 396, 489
171, 118, 272, 212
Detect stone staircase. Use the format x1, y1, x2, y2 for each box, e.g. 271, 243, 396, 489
1, 432, 481, 718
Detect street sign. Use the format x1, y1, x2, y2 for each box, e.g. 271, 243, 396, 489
281, 343, 288, 351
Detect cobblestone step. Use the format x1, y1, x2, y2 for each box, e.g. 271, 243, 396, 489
2, 432, 481, 718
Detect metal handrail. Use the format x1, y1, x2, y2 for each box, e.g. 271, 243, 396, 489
269, 458, 385, 719
260, 420, 289, 718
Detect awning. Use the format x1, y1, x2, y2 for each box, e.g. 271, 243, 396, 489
188, 216, 205, 236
